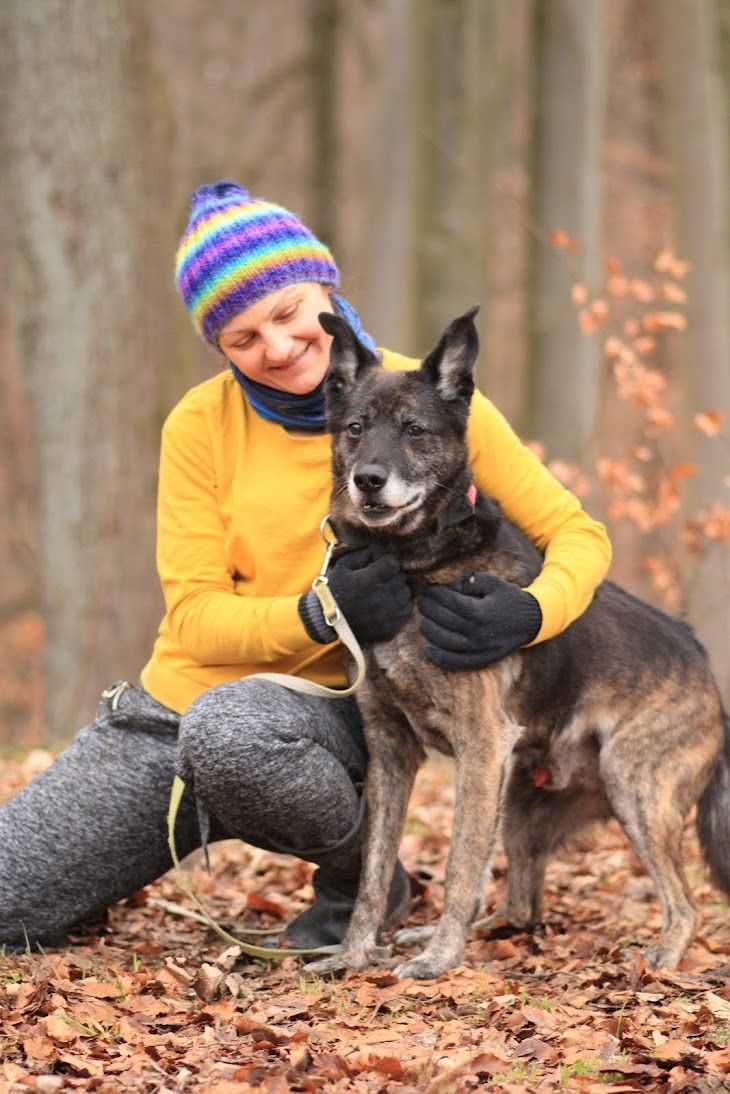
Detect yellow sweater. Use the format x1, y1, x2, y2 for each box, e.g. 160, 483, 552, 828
140, 349, 612, 713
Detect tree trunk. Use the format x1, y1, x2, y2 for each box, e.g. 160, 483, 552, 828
2, 0, 176, 741
530, 0, 606, 459
656, 0, 730, 704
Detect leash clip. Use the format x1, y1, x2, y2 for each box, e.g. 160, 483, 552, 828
313, 515, 341, 626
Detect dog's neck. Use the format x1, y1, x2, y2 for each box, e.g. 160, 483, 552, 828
334, 480, 501, 576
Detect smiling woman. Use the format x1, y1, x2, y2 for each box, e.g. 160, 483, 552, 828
0, 180, 611, 958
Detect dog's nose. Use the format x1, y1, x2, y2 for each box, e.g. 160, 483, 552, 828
354, 464, 387, 493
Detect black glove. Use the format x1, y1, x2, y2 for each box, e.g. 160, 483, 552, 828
299, 545, 413, 645
418, 572, 542, 669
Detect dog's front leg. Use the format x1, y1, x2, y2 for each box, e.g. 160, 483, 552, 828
396, 696, 504, 979
308, 706, 423, 974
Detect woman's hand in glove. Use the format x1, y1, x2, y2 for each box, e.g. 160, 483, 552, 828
299, 545, 413, 645
418, 572, 542, 669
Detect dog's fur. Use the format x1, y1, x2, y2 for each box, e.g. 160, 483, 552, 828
308, 307, 730, 981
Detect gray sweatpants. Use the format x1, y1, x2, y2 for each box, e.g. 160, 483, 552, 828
0, 679, 367, 949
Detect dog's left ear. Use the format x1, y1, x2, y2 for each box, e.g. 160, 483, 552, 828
320, 312, 378, 390
420, 305, 479, 404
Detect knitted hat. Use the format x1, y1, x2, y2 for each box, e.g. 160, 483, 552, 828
175, 181, 340, 345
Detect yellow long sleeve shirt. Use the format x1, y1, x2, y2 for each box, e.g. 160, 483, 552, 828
140, 349, 612, 713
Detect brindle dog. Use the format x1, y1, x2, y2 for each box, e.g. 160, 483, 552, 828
308, 307, 730, 981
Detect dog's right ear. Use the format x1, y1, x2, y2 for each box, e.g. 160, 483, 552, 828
320, 312, 378, 409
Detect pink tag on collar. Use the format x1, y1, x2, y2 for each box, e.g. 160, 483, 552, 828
467, 482, 477, 508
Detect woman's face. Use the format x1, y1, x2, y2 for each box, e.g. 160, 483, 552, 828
218, 282, 335, 394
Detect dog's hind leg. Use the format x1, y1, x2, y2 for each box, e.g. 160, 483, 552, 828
600, 722, 710, 970
475, 779, 607, 935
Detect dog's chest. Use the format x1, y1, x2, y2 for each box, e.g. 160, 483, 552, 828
365, 617, 463, 755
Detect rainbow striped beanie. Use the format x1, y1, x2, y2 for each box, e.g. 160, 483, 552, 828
175, 181, 340, 345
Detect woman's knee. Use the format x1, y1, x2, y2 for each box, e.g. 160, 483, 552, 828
177, 679, 367, 852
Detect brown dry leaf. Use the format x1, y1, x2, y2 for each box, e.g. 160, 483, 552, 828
355, 1054, 406, 1079
44, 1008, 78, 1043
3, 1063, 28, 1083
694, 409, 726, 436
78, 977, 120, 998
651, 1037, 701, 1064
35, 1078, 65, 1094
21, 1033, 56, 1060
215, 945, 243, 971
193, 963, 225, 1002
56, 1051, 105, 1077
247, 891, 287, 918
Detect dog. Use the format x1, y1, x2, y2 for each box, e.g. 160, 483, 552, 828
307, 306, 730, 981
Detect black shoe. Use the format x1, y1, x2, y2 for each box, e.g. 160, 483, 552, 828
284, 859, 412, 949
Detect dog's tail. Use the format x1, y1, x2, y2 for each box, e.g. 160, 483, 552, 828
697, 708, 730, 894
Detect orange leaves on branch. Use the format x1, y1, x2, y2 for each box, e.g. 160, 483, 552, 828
550, 228, 579, 253
547, 459, 591, 498
629, 279, 655, 303
642, 556, 681, 612
660, 280, 688, 304
642, 310, 687, 333
654, 248, 692, 279
694, 409, 726, 436
597, 458, 646, 495
689, 504, 730, 547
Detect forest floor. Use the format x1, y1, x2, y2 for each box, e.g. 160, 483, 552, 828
2, 750, 730, 1093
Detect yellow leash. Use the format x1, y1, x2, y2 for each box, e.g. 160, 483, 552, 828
166, 515, 367, 959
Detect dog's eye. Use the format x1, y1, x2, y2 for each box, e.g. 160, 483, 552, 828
347, 421, 362, 438
405, 422, 426, 438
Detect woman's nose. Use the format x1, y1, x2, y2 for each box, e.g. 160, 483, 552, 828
263, 328, 294, 362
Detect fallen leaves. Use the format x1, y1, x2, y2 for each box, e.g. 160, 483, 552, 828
3, 755, 730, 1092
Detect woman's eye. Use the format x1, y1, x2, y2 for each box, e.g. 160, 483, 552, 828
405, 422, 425, 438
278, 305, 298, 322
347, 421, 362, 438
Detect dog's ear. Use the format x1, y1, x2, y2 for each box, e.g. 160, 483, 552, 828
420, 306, 479, 404
320, 312, 378, 409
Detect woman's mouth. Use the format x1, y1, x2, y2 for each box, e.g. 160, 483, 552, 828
272, 343, 310, 371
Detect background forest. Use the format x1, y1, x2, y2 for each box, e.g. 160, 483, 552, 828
1, 0, 729, 745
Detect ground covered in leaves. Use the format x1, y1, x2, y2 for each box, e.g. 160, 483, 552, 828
3, 752, 730, 1092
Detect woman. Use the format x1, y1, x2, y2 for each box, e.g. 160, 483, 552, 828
0, 182, 611, 950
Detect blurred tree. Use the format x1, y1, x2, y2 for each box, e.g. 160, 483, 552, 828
530, 0, 606, 459
1, 0, 729, 742
2, 0, 176, 741
657, 0, 730, 700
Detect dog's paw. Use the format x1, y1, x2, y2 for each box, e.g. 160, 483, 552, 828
640, 943, 681, 972
394, 952, 456, 980
305, 944, 393, 975
393, 925, 435, 947
471, 906, 531, 936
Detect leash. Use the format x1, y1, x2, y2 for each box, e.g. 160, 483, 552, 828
166, 514, 368, 959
